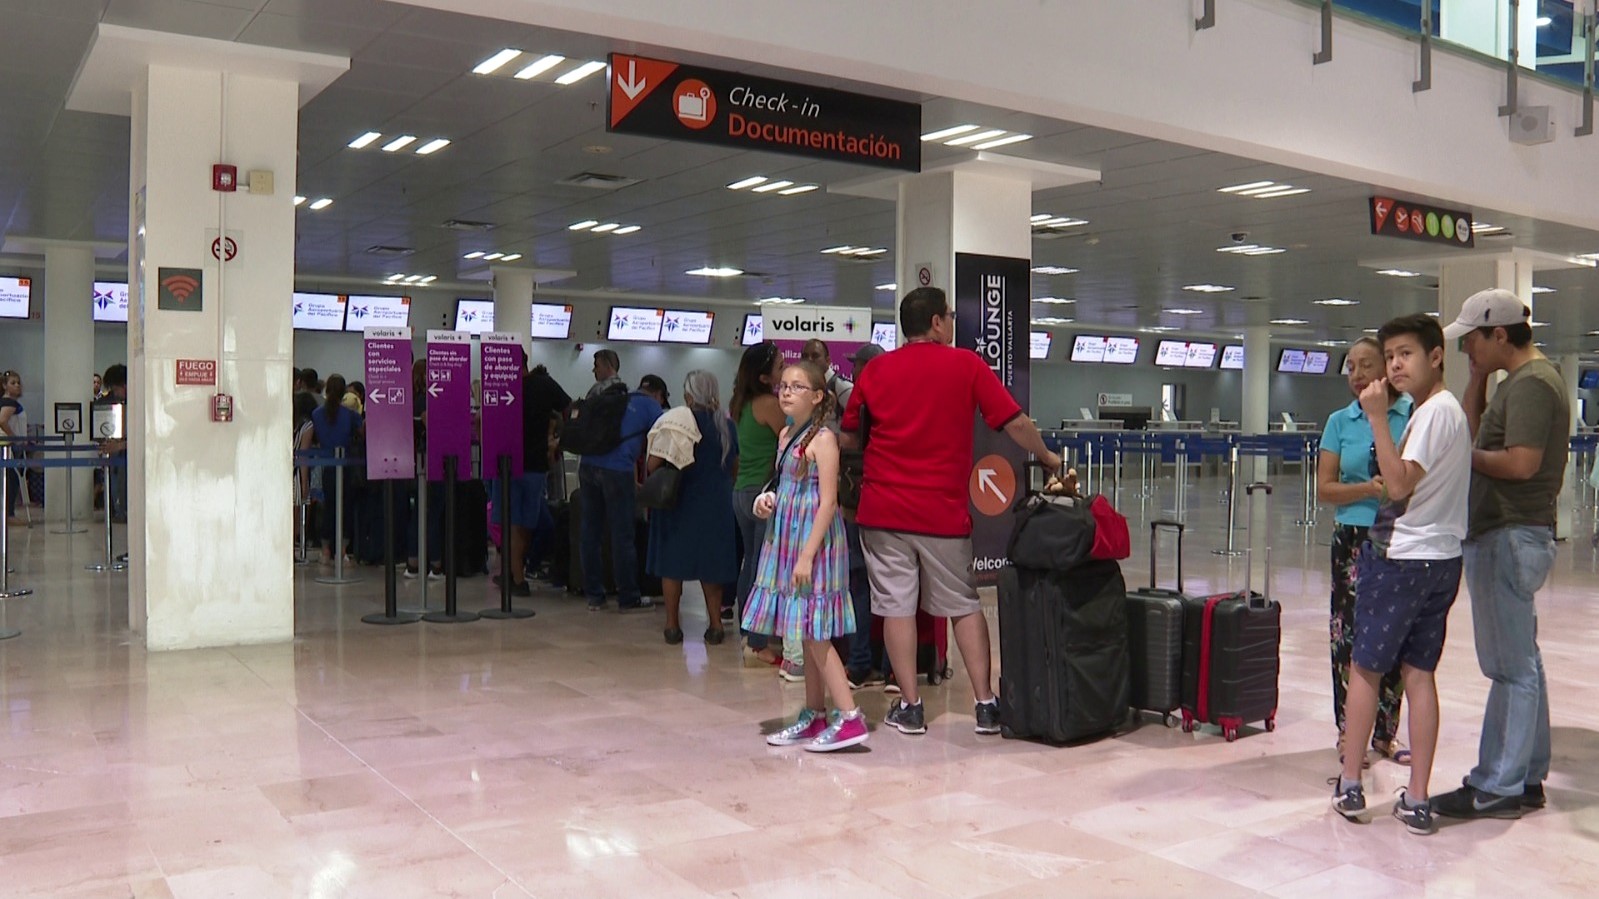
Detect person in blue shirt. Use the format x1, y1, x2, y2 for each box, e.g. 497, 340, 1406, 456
1318, 337, 1413, 767
577, 351, 662, 611
301, 373, 363, 565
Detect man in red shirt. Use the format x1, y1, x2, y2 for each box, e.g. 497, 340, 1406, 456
842, 287, 1062, 736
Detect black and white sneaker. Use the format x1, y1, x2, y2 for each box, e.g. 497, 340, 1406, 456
884, 699, 926, 735
974, 699, 1001, 735
1392, 789, 1436, 835
1330, 777, 1367, 821
1431, 784, 1522, 820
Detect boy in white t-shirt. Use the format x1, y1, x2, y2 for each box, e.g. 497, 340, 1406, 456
1331, 314, 1471, 836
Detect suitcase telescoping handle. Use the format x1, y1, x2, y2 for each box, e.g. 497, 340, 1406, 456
1243, 482, 1272, 608
1149, 519, 1184, 592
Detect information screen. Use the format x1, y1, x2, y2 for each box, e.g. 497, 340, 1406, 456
1185, 342, 1218, 368
1580, 369, 1599, 390
530, 303, 573, 340
1071, 334, 1107, 363
608, 306, 665, 342
1277, 348, 1307, 373
92, 281, 130, 323
871, 322, 896, 351
661, 309, 715, 344
1220, 345, 1245, 370
741, 313, 764, 346
1029, 331, 1052, 360
0, 276, 31, 319
292, 292, 346, 331
343, 295, 410, 330
1154, 340, 1188, 367
1302, 350, 1331, 375
454, 299, 495, 333
1104, 336, 1140, 364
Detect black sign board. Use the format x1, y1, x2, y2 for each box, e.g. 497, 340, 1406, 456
607, 54, 921, 172
1370, 196, 1475, 248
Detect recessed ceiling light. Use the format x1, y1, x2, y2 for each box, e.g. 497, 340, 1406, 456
1250, 187, 1311, 198
292, 196, 306, 206
1313, 298, 1360, 306
1167, 308, 1204, 315
1218, 181, 1275, 193
727, 176, 768, 190
755, 297, 805, 305
308, 198, 333, 210
1217, 244, 1286, 255
463, 251, 485, 259
1033, 297, 1076, 305
347, 131, 382, 149
820, 246, 854, 254
513, 53, 565, 80
1536, 15, 1553, 27
778, 184, 819, 195
483, 253, 504, 261
1530, 320, 1552, 327
1034, 216, 1089, 228
1029, 214, 1053, 223
1376, 269, 1423, 277
569, 220, 599, 231
1578, 253, 1599, 261
418, 276, 437, 284
1425, 311, 1441, 317
972, 133, 1033, 150
921, 124, 979, 141
611, 225, 641, 235
1270, 318, 1309, 325
402, 275, 423, 284
381, 135, 417, 152
840, 247, 887, 257
1363, 328, 1380, 334
590, 223, 619, 233
1142, 326, 1179, 333
1183, 284, 1235, 293
499, 253, 522, 262
1031, 266, 1079, 275
875, 283, 897, 291
1218, 180, 1311, 198
415, 138, 451, 155
945, 128, 1006, 147
554, 60, 606, 85
1588, 330, 1599, 336
1317, 339, 1347, 347
750, 180, 794, 193
473, 48, 523, 75
1470, 222, 1505, 233
1030, 317, 1074, 325
687, 266, 744, 277
1531, 286, 1555, 294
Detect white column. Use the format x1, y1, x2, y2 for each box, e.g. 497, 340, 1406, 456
1557, 353, 1579, 541
1438, 258, 1533, 398
43, 245, 96, 523
491, 266, 534, 349
895, 171, 958, 332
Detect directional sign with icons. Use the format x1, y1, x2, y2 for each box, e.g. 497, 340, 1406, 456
426, 330, 473, 481
479, 333, 525, 477
1370, 196, 1474, 248
362, 327, 415, 480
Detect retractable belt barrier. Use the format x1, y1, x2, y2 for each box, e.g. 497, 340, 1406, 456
1, 443, 128, 577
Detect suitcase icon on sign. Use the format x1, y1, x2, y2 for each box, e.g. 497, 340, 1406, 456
677, 86, 711, 122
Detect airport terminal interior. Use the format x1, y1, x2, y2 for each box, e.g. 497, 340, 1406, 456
2, 0, 1599, 896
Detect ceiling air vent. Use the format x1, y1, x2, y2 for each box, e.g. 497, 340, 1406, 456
557, 172, 641, 190
441, 219, 497, 232
364, 245, 415, 257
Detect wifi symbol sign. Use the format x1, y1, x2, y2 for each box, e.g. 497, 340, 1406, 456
157, 268, 203, 311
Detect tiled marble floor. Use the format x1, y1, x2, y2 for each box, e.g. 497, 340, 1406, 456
1, 479, 1597, 897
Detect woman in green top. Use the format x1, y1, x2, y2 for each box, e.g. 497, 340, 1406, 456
731, 342, 786, 665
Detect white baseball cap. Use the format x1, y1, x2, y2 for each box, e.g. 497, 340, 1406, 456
1441, 288, 1531, 340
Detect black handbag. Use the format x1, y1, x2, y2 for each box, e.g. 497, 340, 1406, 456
638, 463, 682, 510
1007, 493, 1096, 571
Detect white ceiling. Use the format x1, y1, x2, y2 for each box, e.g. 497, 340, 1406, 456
3, 0, 1599, 354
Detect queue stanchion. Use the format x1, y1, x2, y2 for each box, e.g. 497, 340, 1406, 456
48, 433, 88, 535
415, 451, 431, 611
1175, 436, 1190, 523
1213, 442, 1244, 556
0, 447, 34, 613
481, 454, 534, 620
424, 454, 478, 624
362, 478, 420, 625
1112, 437, 1123, 500
314, 448, 360, 586
294, 498, 312, 565
85, 453, 126, 573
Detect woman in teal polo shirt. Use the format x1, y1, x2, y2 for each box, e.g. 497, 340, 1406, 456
1318, 337, 1413, 766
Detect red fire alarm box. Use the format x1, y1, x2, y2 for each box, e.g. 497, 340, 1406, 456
212, 393, 233, 422
212, 164, 238, 192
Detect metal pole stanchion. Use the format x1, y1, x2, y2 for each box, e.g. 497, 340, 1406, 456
1175, 437, 1189, 523
295, 498, 312, 565
416, 452, 431, 610
1112, 439, 1123, 500
1296, 436, 1316, 527
1, 447, 34, 615
315, 448, 360, 586
482, 454, 534, 620
1214, 443, 1244, 556
363, 478, 420, 625
85, 454, 126, 573
424, 454, 478, 623
49, 435, 87, 535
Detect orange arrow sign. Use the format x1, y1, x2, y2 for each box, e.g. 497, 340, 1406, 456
609, 54, 679, 127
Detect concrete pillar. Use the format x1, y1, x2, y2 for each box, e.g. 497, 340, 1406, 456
43, 245, 96, 523
1438, 258, 1532, 398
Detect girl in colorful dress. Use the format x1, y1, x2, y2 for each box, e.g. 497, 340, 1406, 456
742, 361, 864, 752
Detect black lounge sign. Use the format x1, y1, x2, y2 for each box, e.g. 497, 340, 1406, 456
607, 54, 921, 172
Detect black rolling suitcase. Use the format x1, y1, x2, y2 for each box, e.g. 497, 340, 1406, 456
1126, 520, 1188, 726
1179, 484, 1282, 741
997, 559, 1131, 744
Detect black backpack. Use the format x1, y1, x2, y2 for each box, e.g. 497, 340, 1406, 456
560, 384, 643, 456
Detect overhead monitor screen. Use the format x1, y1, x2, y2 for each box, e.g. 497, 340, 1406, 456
1070, 334, 1107, 363
1580, 369, 1599, 390
454, 299, 495, 333
661, 309, 716, 344
1185, 342, 1218, 368
1029, 331, 1052, 360
292, 292, 346, 331
608, 306, 665, 342
1104, 336, 1140, 364
1277, 348, 1307, 373
1220, 345, 1245, 370
1154, 340, 1188, 367
343, 294, 410, 330
0, 276, 32, 319
871, 322, 896, 351
92, 281, 130, 323
1302, 350, 1331, 375
741, 313, 764, 346
530, 303, 573, 340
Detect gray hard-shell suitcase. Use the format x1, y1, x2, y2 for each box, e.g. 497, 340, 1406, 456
1125, 520, 1187, 725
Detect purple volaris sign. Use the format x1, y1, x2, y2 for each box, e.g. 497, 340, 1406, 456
479, 332, 525, 479
425, 330, 473, 481
362, 326, 416, 480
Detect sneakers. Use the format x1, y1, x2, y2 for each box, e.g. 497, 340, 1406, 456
617, 598, 655, 613
846, 668, 887, 690
1522, 782, 1547, 810
492, 575, 532, 597
1430, 784, 1522, 820
805, 711, 869, 752
1330, 777, 1368, 821
778, 659, 806, 683
884, 699, 926, 735
974, 699, 1002, 735
766, 708, 829, 746
1392, 789, 1436, 835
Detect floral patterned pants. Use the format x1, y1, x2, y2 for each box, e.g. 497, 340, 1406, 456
1330, 524, 1404, 746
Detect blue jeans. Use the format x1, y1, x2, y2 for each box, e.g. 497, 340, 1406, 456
732, 487, 769, 651
1463, 525, 1557, 797
579, 465, 641, 606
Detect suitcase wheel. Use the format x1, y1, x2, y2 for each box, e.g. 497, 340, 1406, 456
1224, 726, 1238, 742
927, 669, 942, 686
1265, 714, 1277, 733
1180, 711, 1195, 734
1163, 713, 1177, 728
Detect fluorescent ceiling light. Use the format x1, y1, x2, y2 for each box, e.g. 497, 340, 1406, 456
1425, 311, 1441, 317
844, 248, 887, 256
385, 274, 405, 282
514, 54, 565, 80
1217, 244, 1285, 255
500, 253, 522, 262
1530, 320, 1552, 327
1183, 284, 1234, 293
1313, 298, 1360, 306
972, 133, 1033, 150
611, 225, 641, 235
347, 131, 382, 149
463, 251, 485, 259
590, 223, 619, 233
381, 135, 417, 152
1536, 15, 1552, 26
308, 198, 333, 210
415, 138, 451, 155
750, 180, 794, 193
1317, 340, 1347, 347
1234, 184, 1289, 196
726, 176, 768, 190
921, 124, 979, 141
1376, 268, 1422, 277
555, 60, 606, 85
1167, 308, 1204, 315
1249, 187, 1310, 198
1031, 266, 1078, 275
1033, 297, 1075, 304
402, 275, 423, 284
292, 196, 306, 206
875, 283, 897, 291
1218, 181, 1276, 194
1531, 286, 1555, 294
473, 49, 523, 75
483, 253, 504, 261
778, 184, 819, 195
1036, 216, 1088, 228
569, 220, 599, 230
1142, 326, 1179, 333
418, 276, 437, 284
820, 246, 853, 254
1270, 318, 1309, 325
1029, 214, 1053, 223
687, 266, 744, 277
1363, 328, 1380, 334
755, 297, 805, 305
945, 128, 1006, 147
1030, 317, 1074, 325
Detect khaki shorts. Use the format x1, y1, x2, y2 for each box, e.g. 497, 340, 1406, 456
861, 529, 981, 619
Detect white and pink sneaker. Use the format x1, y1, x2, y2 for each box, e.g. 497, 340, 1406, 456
766, 708, 829, 746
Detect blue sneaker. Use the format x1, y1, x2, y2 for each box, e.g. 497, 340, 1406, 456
1331, 777, 1367, 821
